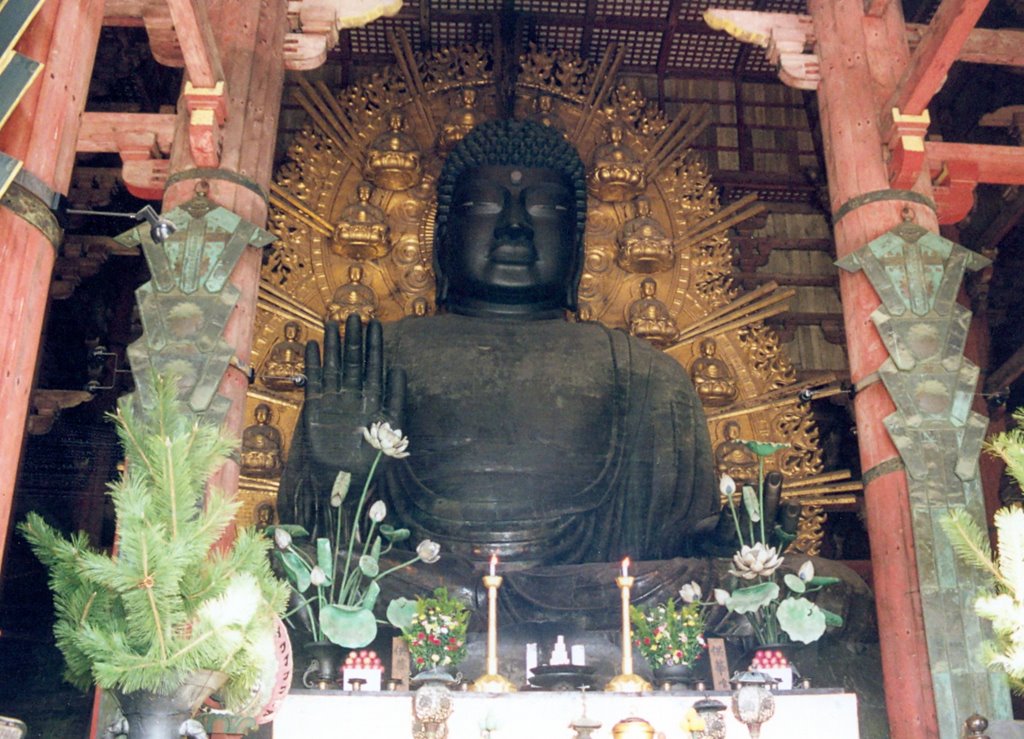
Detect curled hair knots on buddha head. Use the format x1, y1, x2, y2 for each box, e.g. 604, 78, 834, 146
433, 119, 588, 311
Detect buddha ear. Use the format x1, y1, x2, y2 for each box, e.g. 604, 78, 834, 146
432, 230, 450, 308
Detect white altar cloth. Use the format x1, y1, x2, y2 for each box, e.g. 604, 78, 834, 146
273, 688, 860, 738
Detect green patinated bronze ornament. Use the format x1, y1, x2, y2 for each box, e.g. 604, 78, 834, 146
116, 194, 275, 422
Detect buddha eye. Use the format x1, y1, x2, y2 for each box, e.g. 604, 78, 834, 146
457, 199, 502, 214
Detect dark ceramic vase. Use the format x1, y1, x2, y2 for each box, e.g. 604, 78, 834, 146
113, 670, 226, 738
301, 640, 345, 689
652, 662, 696, 688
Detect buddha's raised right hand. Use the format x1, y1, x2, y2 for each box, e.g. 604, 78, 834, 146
301, 314, 406, 485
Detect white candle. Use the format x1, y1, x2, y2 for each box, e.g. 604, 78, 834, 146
621, 557, 630, 578
490, 553, 497, 577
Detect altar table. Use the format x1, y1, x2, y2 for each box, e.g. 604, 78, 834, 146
273, 688, 860, 738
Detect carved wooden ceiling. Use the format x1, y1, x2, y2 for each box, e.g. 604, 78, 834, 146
333, 0, 806, 81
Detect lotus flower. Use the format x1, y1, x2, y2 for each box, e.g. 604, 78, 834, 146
798, 560, 815, 582
714, 588, 731, 606
361, 421, 410, 459
416, 539, 441, 564
309, 566, 327, 587
368, 500, 387, 522
679, 581, 702, 604
719, 474, 737, 496
729, 542, 783, 580
273, 528, 292, 550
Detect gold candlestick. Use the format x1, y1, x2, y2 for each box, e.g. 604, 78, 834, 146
606, 572, 651, 692
472, 573, 517, 692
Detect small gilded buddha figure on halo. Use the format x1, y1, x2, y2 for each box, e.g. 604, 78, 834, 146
437, 88, 484, 153
326, 264, 378, 325
531, 93, 558, 130
615, 195, 675, 274
627, 277, 679, 348
260, 320, 306, 391
587, 121, 646, 203
363, 110, 423, 192
240, 403, 284, 479
714, 419, 759, 484
690, 336, 740, 407
331, 180, 391, 260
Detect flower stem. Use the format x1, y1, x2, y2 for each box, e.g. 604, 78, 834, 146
758, 456, 766, 545
725, 486, 745, 548
374, 555, 422, 581
339, 451, 382, 606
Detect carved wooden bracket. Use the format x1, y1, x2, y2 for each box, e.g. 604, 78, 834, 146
183, 81, 227, 167
28, 390, 94, 435
77, 112, 175, 199
703, 9, 820, 90
886, 108, 930, 190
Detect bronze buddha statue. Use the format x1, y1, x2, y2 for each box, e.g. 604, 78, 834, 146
279, 120, 721, 621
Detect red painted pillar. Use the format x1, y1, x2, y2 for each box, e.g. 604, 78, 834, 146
0, 0, 104, 575
809, 0, 940, 736
162, 0, 287, 507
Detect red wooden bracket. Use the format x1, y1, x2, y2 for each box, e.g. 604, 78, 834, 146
183, 80, 227, 167
886, 108, 931, 190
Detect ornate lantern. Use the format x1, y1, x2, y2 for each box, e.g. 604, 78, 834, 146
730, 672, 777, 738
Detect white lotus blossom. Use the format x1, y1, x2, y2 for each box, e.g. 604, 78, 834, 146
714, 588, 731, 606
273, 528, 292, 550
309, 566, 327, 587
798, 560, 815, 582
719, 474, 737, 497
416, 539, 441, 564
728, 542, 783, 580
361, 421, 410, 459
679, 581, 702, 604
368, 500, 387, 522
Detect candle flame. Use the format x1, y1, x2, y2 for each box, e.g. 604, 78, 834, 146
490, 553, 498, 577
621, 557, 630, 577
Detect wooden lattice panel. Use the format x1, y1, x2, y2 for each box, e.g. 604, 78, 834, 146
589, 27, 662, 66
667, 32, 743, 73
532, 23, 584, 53
595, 0, 672, 18
349, 17, 422, 56
678, 0, 757, 23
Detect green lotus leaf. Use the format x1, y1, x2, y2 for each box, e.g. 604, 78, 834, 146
265, 524, 309, 538
726, 581, 779, 614
783, 573, 806, 593
777, 597, 827, 644
820, 607, 845, 628
359, 554, 380, 578
386, 597, 417, 630
362, 580, 380, 611
808, 576, 842, 587
320, 604, 378, 648
380, 525, 411, 542
316, 538, 334, 583
277, 549, 311, 592
742, 440, 790, 457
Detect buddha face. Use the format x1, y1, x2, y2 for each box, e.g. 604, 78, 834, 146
442, 164, 576, 313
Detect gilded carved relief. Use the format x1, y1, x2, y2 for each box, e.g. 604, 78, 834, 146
249, 39, 854, 553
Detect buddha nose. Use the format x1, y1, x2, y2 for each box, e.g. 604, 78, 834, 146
494, 194, 533, 243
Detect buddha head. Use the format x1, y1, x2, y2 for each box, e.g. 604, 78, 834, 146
434, 119, 588, 316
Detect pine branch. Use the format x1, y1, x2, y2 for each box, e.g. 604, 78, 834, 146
939, 508, 1007, 589
994, 507, 1024, 596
